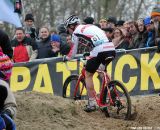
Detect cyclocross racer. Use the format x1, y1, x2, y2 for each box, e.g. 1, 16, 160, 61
64, 15, 116, 112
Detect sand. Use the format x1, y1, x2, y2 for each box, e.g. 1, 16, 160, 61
14, 92, 160, 130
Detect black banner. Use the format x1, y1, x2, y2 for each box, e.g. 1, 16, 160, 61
9, 47, 160, 96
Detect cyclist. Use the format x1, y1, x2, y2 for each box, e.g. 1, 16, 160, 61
63, 15, 116, 112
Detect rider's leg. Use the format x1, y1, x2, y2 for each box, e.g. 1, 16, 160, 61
98, 63, 110, 85
85, 71, 97, 106
84, 57, 100, 112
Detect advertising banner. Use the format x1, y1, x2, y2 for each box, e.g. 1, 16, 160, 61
10, 47, 160, 96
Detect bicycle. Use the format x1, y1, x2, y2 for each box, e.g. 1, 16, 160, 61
62, 55, 132, 120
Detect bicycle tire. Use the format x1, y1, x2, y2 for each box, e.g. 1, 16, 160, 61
102, 80, 131, 120
63, 74, 86, 100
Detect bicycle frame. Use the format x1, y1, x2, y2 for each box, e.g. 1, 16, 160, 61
73, 62, 115, 108
64, 58, 132, 119
73, 67, 86, 98
95, 70, 116, 108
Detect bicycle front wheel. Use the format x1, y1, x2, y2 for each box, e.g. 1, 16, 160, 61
103, 80, 131, 120
63, 74, 86, 100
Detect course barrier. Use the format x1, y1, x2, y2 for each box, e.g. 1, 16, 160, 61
10, 47, 160, 96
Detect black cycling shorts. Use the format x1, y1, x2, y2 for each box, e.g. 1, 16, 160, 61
85, 50, 115, 73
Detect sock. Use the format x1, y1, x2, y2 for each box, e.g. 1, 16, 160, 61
88, 98, 97, 106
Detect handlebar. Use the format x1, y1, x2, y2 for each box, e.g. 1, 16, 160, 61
63, 52, 90, 70
63, 57, 87, 71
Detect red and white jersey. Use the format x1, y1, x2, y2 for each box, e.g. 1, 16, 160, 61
67, 24, 115, 58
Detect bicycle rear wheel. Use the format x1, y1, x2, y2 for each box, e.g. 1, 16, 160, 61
63, 74, 86, 100
103, 80, 131, 120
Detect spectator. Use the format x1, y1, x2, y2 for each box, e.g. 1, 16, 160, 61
0, 30, 13, 59
128, 21, 142, 49
102, 28, 114, 42
50, 34, 61, 53
107, 16, 117, 28
37, 27, 58, 59
143, 16, 155, 47
112, 27, 129, 49
116, 20, 125, 27
123, 20, 131, 32
99, 18, 107, 29
83, 16, 94, 24
136, 18, 148, 48
24, 13, 38, 40
123, 20, 132, 43
57, 24, 71, 55
11, 27, 38, 62
151, 5, 160, 50
137, 18, 145, 33
57, 23, 67, 44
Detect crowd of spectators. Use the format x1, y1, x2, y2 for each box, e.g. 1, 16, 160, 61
1, 4, 160, 63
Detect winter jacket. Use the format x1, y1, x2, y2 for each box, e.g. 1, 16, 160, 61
36, 36, 58, 59
11, 36, 38, 62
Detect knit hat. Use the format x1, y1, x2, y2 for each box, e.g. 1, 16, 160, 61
144, 16, 151, 26
83, 17, 94, 24
107, 16, 117, 25
116, 20, 125, 26
25, 13, 34, 21
50, 34, 61, 42
151, 5, 160, 17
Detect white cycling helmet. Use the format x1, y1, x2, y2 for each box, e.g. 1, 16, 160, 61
64, 15, 80, 28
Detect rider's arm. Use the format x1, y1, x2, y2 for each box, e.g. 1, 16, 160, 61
67, 34, 79, 60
